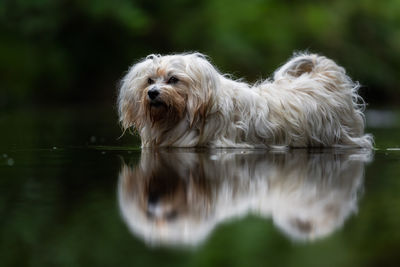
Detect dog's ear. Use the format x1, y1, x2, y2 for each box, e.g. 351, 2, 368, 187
118, 58, 153, 131
185, 54, 219, 127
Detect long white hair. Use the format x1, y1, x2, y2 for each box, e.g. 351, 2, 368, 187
118, 52, 373, 148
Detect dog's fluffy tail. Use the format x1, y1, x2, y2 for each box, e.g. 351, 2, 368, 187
274, 53, 349, 85
273, 53, 374, 149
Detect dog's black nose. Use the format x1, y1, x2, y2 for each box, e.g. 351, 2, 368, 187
148, 88, 160, 100
148, 194, 159, 205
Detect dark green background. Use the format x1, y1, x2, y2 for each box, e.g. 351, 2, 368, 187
1, 1, 400, 266
1, 0, 400, 109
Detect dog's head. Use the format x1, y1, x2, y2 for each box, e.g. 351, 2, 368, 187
118, 53, 219, 132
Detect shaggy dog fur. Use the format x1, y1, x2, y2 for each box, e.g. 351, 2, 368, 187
118, 53, 373, 148
118, 150, 370, 246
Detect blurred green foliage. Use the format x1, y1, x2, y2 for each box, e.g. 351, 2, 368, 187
1, 0, 400, 108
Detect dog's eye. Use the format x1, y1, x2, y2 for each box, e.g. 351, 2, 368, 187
147, 78, 154, 85
167, 76, 179, 84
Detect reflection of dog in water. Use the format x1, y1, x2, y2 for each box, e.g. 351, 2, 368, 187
118, 150, 370, 246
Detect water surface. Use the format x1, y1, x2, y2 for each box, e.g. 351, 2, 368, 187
1, 107, 400, 266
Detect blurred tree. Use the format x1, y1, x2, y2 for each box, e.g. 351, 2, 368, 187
0, 0, 399, 109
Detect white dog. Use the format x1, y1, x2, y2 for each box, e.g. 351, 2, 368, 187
118, 53, 373, 148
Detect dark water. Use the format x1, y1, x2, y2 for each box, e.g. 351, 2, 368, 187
1, 107, 400, 267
